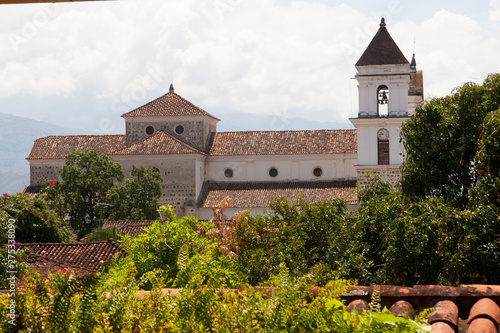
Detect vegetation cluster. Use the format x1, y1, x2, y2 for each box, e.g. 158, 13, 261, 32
1, 74, 500, 331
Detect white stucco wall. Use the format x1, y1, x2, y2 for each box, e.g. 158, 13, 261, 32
356, 64, 410, 117
350, 117, 407, 166
205, 154, 358, 182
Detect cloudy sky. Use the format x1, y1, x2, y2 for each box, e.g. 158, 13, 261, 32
1, 0, 499, 134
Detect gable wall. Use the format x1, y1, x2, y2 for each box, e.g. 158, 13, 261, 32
124, 116, 217, 150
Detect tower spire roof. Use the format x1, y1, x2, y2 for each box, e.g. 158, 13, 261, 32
355, 18, 409, 67
410, 53, 417, 72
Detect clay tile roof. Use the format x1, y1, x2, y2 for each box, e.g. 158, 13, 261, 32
341, 285, 500, 333
26, 135, 126, 160
17, 240, 126, 277
468, 298, 500, 328
102, 220, 158, 238
207, 130, 357, 156
112, 130, 206, 156
121, 91, 220, 120
23, 256, 94, 280
198, 181, 358, 208
355, 19, 409, 67
22, 185, 42, 196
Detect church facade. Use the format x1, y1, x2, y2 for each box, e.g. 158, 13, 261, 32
25, 19, 423, 219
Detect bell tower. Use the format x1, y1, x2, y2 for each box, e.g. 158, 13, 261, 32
350, 18, 421, 187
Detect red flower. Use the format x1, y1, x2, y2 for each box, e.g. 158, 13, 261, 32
2, 193, 8, 197
49, 180, 56, 185
41, 213, 45, 216
61, 268, 68, 274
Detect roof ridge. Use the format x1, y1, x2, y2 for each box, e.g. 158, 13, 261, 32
18, 239, 122, 246
214, 129, 356, 134
121, 91, 220, 120
35, 134, 125, 140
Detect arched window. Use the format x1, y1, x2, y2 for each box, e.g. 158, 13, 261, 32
377, 85, 389, 117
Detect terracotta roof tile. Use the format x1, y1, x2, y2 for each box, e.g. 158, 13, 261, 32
112, 130, 205, 156
17, 240, 126, 275
24, 256, 94, 280
121, 91, 220, 120
389, 300, 415, 318
208, 130, 357, 156
355, 19, 409, 67
198, 181, 358, 208
340, 285, 500, 333
26, 135, 126, 160
467, 298, 500, 327
22, 185, 41, 195
428, 300, 459, 329
346, 299, 369, 315
103, 220, 157, 238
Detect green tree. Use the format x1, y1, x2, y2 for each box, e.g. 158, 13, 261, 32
44, 150, 124, 238
234, 197, 366, 285
356, 176, 500, 286
105, 166, 162, 220
0, 193, 73, 243
400, 73, 500, 208
0, 193, 72, 288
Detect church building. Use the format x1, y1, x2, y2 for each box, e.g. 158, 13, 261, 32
25, 18, 423, 219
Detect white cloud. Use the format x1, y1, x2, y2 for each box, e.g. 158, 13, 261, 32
489, 0, 500, 22
0, 1, 498, 131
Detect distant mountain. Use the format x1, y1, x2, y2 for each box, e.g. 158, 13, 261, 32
0, 113, 82, 194
217, 112, 353, 132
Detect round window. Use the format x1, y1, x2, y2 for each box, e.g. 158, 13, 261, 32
145, 126, 154, 135
313, 167, 323, 177
269, 167, 278, 178
175, 125, 185, 135
224, 168, 233, 178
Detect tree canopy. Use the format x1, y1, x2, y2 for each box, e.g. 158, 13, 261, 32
44, 150, 161, 238
105, 165, 162, 221
0, 193, 73, 243
400, 73, 500, 208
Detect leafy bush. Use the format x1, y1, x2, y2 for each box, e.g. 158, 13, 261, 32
0, 263, 430, 332
83, 226, 122, 242
115, 206, 245, 289
232, 197, 369, 286
0, 193, 73, 243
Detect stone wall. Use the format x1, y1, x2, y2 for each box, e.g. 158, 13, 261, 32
356, 166, 401, 188
125, 119, 216, 151
118, 157, 201, 217
30, 163, 63, 185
